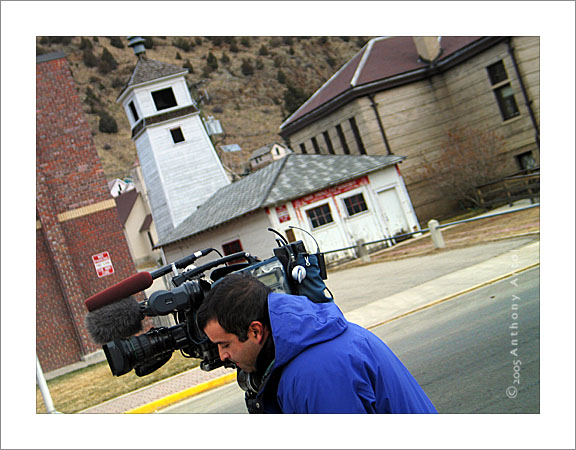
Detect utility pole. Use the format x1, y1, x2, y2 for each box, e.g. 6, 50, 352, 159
36, 355, 59, 414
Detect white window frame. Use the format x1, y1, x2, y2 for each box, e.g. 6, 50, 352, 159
341, 190, 370, 218
304, 202, 335, 229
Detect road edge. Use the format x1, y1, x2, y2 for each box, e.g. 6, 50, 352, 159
124, 372, 237, 414
365, 262, 540, 330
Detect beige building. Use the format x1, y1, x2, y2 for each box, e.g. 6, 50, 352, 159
156, 154, 419, 267
114, 164, 168, 297
115, 188, 158, 269
249, 142, 293, 170
279, 36, 540, 222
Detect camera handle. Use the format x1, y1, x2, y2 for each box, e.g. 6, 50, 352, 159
150, 248, 221, 279
171, 252, 260, 287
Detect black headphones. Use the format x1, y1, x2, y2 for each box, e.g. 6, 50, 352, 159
268, 228, 307, 284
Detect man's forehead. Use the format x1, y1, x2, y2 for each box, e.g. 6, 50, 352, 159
205, 319, 234, 342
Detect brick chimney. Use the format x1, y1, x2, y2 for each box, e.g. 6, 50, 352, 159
413, 36, 442, 63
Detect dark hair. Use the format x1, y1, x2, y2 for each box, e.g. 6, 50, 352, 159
197, 273, 271, 342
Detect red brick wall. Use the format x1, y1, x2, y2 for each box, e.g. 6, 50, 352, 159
36, 228, 83, 368
36, 53, 138, 372
60, 209, 139, 300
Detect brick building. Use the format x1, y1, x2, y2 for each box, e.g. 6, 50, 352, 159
36, 52, 138, 371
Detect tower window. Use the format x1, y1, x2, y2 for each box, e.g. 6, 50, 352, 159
170, 127, 185, 143
128, 101, 139, 122
152, 87, 178, 111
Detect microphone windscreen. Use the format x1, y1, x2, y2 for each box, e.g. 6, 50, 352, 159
85, 271, 153, 312
85, 296, 143, 344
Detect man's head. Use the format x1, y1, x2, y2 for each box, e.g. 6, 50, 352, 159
197, 273, 271, 372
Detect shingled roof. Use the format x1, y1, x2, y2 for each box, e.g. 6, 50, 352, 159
114, 187, 138, 226
156, 153, 404, 247
280, 36, 504, 135
117, 57, 188, 101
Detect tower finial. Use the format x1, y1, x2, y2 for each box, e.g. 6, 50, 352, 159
127, 36, 146, 58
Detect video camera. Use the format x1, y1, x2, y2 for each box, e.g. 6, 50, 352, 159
85, 227, 332, 387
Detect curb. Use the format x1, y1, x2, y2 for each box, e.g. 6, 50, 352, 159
365, 262, 540, 331
125, 372, 237, 414
124, 261, 540, 414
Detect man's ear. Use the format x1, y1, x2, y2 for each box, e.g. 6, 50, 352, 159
248, 321, 266, 343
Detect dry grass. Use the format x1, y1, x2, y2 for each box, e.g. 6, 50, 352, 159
36, 352, 199, 414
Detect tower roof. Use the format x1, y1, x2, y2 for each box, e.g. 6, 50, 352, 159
117, 57, 188, 101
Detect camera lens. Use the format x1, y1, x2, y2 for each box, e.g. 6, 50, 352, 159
102, 324, 189, 376
102, 340, 132, 376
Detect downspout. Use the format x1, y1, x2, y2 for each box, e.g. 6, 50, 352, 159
368, 94, 393, 155
506, 38, 540, 149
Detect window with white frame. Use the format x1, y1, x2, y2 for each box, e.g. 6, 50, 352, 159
486, 60, 520, 121
307, 203, 334, 228
152, 87, 178, 111
343, 193, 368, 216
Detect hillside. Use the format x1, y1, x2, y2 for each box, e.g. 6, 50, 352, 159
36, 36, 374, 182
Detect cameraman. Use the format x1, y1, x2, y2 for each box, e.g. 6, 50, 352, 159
197, 273, 437, 414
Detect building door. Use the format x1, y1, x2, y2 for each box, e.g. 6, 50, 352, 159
377, 187, 409, 239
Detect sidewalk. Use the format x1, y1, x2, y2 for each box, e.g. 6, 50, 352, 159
79, 233, 539, 414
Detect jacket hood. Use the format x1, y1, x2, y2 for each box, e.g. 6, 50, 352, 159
267, 292, 348, 368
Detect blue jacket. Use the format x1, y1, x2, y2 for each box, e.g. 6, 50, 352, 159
258, 292, 438, 414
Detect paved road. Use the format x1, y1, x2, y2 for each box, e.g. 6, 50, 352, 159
374, 266, 540, 413
328, 236, 537, 313
160, 267, 539, 414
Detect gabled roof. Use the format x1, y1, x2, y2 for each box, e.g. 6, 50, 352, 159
114, 188, 139, 226
156, 153, 404, 247
280, 36, 503, 135
250, 142, 289, 159
250, 143, 276, 159
117, 57, 188, 101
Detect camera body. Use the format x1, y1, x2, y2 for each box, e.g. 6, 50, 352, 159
99, 235, 327, 381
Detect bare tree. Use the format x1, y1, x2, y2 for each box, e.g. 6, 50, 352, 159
418, 126, 506, 209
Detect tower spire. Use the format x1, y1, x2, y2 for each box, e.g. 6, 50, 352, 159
127, 36, 146, 58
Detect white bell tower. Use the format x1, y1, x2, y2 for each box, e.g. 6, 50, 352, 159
117, 37, 230, 240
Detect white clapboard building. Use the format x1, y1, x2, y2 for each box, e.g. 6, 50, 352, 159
117, 37, 230, 240
155, 153, 420, 267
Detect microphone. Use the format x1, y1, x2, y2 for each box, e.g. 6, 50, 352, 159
84, 271, 153, 312
83, 249, 215, 344
85, 296, 144, 344
84, 272, 152, 345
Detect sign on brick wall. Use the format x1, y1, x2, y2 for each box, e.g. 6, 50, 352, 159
92, 251, 115, 278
